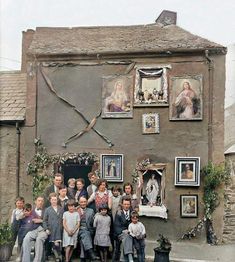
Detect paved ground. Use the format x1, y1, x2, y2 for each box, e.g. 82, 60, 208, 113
9, 240, 235, 261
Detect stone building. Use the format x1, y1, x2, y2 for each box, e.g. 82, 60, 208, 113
0, 71, 27, 221
0, 11, 229, 242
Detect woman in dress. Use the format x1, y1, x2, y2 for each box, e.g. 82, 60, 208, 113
62, 200, 80, 262
75, 178, 88, 203
87, 179, 112, 212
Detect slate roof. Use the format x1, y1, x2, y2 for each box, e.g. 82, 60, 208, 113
0, 71, 26, 121
28, 23, 226, 56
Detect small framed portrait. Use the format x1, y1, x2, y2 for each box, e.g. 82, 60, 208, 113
142, 113, 160, 134
134, 65, 171, 107
102, 75, 133, 118
169, 75, 203, 120
180, 195, 198, 218
175, 157, 200, 186
100, 154, 123, 182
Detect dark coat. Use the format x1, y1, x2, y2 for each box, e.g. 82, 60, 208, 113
44, 184, 56, 207
67, 187, 76, 200
113, 209, 132, 238
43, 206, 63, 241
75, 188, 88, 202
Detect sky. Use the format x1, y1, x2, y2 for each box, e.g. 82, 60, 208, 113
1, 0, 235, 71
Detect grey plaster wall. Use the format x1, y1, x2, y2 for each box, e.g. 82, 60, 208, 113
30, 54, 225, 241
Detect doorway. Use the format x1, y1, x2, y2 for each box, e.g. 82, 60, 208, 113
61, 162, 92, 187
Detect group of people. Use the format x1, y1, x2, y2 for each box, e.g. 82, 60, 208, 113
11, 172, 146, 262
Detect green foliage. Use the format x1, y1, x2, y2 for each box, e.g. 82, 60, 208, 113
181, 161, 231, 243
156, 234, 171, 251
27, 138, 99, 199
0, 222, 13, 245
202, 161, 231, 219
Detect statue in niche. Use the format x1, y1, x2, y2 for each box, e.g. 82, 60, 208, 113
145, 173, 159, 206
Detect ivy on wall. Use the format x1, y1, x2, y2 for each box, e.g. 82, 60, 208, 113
181, 162, 230, 244
27, 138, 98, 199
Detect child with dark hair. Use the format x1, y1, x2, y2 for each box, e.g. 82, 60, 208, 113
128, 211, 146, 262
17, 203, 34, 247
93, 205, 111, 262
15, 203, 34, 261
58, 185, 69, 211
63, 199, 80, 262
111, 185, 122, 220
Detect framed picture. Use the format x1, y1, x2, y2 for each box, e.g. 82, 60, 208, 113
180, 195, 198, 218
169, 75, 203, 120
100, 154, 123, 182
102, 75, 133, 118
175, 157, 200, 186
134, 65, 171, 107
142, 113, 160, 134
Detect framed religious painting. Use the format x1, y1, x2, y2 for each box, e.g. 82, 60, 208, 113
175, 157, 200, 186
102, 75, 133, 118
180, 195, 198, 218
134, 64, 171, 107
169, 75, 203, 120
142, 113, 160, 134
100, 154, 123, 182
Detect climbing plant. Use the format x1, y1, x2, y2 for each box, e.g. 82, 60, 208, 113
27, 138, 98, 199
181, 161, 230, 244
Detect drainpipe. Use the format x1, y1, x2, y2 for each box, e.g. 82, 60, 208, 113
205, 50, 214, 162
16, 122, 21, 197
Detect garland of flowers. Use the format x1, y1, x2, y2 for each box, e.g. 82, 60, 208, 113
132, 158, 151, 183
181, 162, 230, 244
27, 138, 98, 198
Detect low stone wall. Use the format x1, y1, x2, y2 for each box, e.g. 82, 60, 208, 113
223, 155, 235, 243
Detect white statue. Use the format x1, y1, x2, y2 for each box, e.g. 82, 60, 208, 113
146, 174, 159, 206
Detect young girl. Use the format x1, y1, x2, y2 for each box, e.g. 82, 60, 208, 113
63, 199, 80, 262
93, 205, 111, 262
128, 211, 146, 262
43, 193, 63, 261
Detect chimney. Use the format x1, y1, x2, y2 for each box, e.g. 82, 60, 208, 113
21, 29, 35, 73
155, 10, 177, 26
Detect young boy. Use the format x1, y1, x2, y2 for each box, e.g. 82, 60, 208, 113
58, 186, 69, 211
111, 185, 122, 220
17, 203, 34, 247
43, 192, 63, 261
128, 211, 146, 262
67, 178, 76, 200
11, 196, 25, 244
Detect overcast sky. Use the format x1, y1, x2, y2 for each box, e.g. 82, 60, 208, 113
1, 0, 235, 71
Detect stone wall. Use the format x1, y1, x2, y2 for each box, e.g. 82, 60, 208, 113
0, 126, 17, 222
223, 154, 235, 243
0, 125, 31, 222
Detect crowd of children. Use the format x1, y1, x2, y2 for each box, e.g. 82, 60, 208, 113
10, 172, 146, 262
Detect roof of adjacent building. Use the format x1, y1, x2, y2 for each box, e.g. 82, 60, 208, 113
27, 23, 226, 56
0, 71, 26, 121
